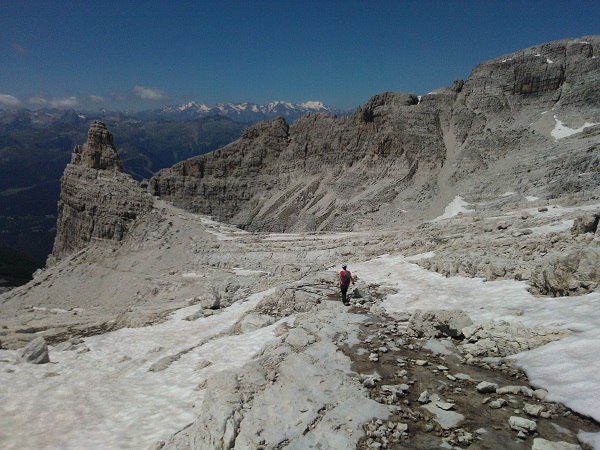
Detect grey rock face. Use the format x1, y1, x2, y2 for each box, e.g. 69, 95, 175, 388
18, 336, 50, 364
149, 36, 600, 233
49, 122, 154, 264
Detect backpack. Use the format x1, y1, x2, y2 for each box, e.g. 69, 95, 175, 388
341, 270, 351, 286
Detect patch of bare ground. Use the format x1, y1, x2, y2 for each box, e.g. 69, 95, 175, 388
339, 308, 600, 449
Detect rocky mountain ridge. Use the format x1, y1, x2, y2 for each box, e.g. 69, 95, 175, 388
149, 36, 600, 234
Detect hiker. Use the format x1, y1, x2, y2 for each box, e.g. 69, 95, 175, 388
339, 263, 354, 306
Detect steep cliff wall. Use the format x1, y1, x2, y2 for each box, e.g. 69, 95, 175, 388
149, 36, 600, 232
49, 121, 153, 264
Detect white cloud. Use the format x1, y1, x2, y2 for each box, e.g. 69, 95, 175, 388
28, 96, 49, 106
85, 95, 105, 103
133, 85, 170, 101
0, 94, 23, 107
109, 91, 130, 103
50, 96, 80, 107
28, 95, 81, 108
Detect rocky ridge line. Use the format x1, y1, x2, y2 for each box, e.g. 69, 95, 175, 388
149, 36, 600, 233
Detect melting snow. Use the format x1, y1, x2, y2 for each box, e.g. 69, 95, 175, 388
551, 115, 598, 140
432, 196, 473, 221
0, 289, 286, 450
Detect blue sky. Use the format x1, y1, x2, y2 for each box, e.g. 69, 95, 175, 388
1, 0, 598, 111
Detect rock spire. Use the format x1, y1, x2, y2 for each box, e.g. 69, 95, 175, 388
71, 120, 124, 171
48, 121, 152, 265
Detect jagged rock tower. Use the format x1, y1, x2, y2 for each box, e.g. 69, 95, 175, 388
48, 121, 153, 265
71, 120, 124, 171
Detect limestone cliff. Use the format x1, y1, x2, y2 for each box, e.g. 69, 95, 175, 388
48, 121, 153, 264
149, 36, 600, 232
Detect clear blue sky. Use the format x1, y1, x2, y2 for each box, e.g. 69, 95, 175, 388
1, 0, 598, 111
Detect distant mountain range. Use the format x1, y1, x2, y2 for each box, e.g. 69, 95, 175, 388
135, 100, 352, 122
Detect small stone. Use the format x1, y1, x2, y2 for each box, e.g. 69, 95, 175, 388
533, 389, 549, 401
477, 381, 499, 393
496, 385, 523, 395
509, 416, 537, 434
453, 373, 473, 381
523, 403, 544, 417
415, 360, 428, 366
418, 391, 430, 404
435, 401, 456, 411
488, 399, 508, 409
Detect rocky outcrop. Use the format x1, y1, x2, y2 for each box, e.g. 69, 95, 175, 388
149, 37, 600, 232
530, 248, 600, 296
18, 336, 49, 364
48, 121, 153, 264
71, 120, 124, 171
407, 309, 473, 339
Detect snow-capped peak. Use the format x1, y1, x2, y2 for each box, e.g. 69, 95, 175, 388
299, 101, 326, 110
139, 99, 351, 122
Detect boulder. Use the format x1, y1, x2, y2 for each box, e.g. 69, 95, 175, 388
461, 321, 571, 357
407, 309, 473, 339
530, 248, 600, 296
18, 337, 50, 364
476, 381, 499, 393
571, 212, 600, 235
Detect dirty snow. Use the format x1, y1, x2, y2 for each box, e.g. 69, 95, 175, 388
432, 195, 473, 221
0, 289, 287, 450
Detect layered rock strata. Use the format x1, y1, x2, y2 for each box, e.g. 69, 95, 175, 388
49, 121, 153, 264
150, 36, 600, 232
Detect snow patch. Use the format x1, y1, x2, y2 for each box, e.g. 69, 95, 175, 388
551, 115, 598, 140
0, 289, 285, 450
432, 196, 473, 222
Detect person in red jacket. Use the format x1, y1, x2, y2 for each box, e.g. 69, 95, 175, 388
339, 263, 354, 306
